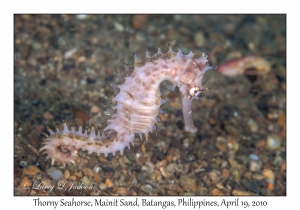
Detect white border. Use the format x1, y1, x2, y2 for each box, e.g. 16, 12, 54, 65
2, 0, 296, 209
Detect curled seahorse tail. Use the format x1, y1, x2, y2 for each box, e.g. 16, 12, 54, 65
40, 122, 132, 165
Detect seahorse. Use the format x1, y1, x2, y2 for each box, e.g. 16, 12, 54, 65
40, 45, 213, 165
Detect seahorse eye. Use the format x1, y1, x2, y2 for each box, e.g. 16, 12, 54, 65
189, 87, 200, 96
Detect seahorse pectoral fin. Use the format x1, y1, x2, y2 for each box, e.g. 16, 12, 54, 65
182, 95, 198, 133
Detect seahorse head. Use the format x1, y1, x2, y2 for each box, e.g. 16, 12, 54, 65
180, 56, 212, 101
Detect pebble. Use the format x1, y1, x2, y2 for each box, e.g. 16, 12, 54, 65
210, 188, 224, 196
249, 154, 259, 161
28, 133, 39, 146
255, 140, 266, 149
46, 167, 64, 180
73, 109, 90, 122
243, 171, 252, 180
166, 163, 176, 174
281, 162, 286, 171
81, 176, 92, 186
267, 182, 274, 191
41, 178, 52, 187
277, 112, 286, 127
93, 173, 101, 182
172, 184, 183, 194
160, 166, 171, 178
116, 187, 128, 195
76, 14, 88, 20
32, 41, 41, 51
141, 165, 149, 173
266, 134, 281, 150
90, 105, 100, 113
166, 154, 173, 164
82, 168, 95, 177
23, 165, 40, 176
273, 155, 283, 166
141, 144, 146, 152
183, 138, 189, 148
93, 166, 101, 173
247, 118, 258, 132
69, 175, 77, 181
19, 176, 32, 188
141, 184, 153, 194
74, 171, 83, 178
19, 160, 27, 167
221, 168, 230, 178
90, 192, 99, 196
121, 155, 131, 164
105, 178, 113, 188
98, 156, 108, 163
64, 48, 77, 59
215, 136, 228, 153
29, 190, 37, 196
262, 169, 275, 182
226, 136, 239, 151
154, 170, 162, 181
249, 159, 262, 172
194, 32, 206, 47
132, 15, 148, 30
228, 158, 243, 170
144, 161, 155, 174
208, 170, 221, 184
179, 175, 197, 193
224, 125, 240, 137
43, 111, 54, 120
216, 182, 225, 189
77, 56, 86, 63
155, 160, 167, 168
98, 183, 107, 191
114, 22, 124, 32
267, 112, 279, 120
252, 173, 265, 181
137, 172, 146, 184
64, 170, 70, 179
37, 190, 49, 196
167, 190, 178, 195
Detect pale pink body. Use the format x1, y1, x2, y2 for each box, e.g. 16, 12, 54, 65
40, 47, 213, 165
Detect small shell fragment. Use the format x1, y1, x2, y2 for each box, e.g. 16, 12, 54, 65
218, 56, 270, 77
